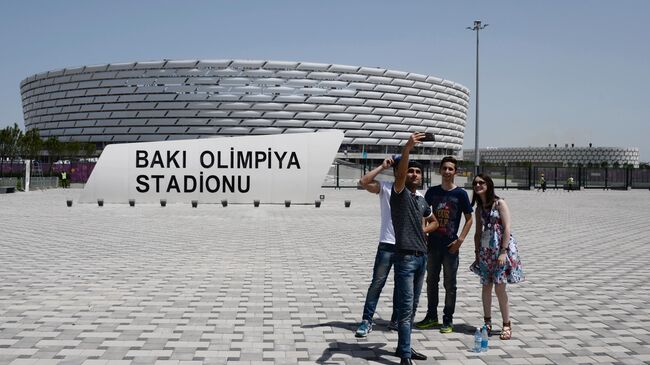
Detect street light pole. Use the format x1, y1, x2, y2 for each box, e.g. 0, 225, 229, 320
467, 20, 488, 176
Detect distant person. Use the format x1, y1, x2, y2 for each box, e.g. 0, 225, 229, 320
470, 174, 524, 340
61, 170, 68, 188
415, 156, 473, 334
355, 156, 408, 337
391, 132, 438, 364
567, 176, 575, 191
539, 174, 546, 192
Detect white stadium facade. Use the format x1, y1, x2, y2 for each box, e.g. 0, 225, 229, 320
20, 59, 470, 160
464, 146, 640, 168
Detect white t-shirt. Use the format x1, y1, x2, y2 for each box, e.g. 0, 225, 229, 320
378, 181, 424, 245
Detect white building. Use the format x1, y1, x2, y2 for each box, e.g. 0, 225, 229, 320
21, 60, 470, 160
464, 146, 640, 168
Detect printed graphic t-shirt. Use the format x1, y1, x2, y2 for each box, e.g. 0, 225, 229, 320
425, 185, 473, 248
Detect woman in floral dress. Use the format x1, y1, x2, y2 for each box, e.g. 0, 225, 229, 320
470, 174, 524, 340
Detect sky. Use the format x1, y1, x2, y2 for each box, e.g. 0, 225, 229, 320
1, 0, 648, 160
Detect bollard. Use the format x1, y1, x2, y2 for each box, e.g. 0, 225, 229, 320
97, 199, 104, 207
344, 200, 351, 208
129, 199, 135, 207
66, 199, 73, 207
160, 199, 167, 207
221, 199, 228, 207
191, 200, 198, 208
254, 200, 260, 207
315, 200, 321, 208
285, 200, 291, 207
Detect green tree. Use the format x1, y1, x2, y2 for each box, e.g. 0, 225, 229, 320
65, 141, 81, 161
4, 123, 23, 165
19, 128, 43, 162
44, 136, 63, 175
82, 142, 97, 161
0, 127, 11, 177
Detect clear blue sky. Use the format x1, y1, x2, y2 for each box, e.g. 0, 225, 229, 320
1, 0, 648, 160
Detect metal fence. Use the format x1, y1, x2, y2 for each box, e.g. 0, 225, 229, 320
30, 177, 59, 189
0, 161, 95, 184
4, 159, 650, 190
0, 177, 18, 188
322, 159, 442, 189
466, 166, 650, 190
323, 160, 650, 190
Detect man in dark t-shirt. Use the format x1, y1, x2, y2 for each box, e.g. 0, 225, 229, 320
415, 156, 473, 334
390, 132, 438, 365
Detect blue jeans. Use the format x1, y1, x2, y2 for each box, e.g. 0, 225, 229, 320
426, 246, 459, 324
394, 252, 427, 359
362, 242, 397, 323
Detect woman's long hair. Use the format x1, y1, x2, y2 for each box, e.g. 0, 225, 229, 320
471, 173, 499, 210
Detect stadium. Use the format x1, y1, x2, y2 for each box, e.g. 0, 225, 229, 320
464, 146, 640, 168
20, 59, 470, 160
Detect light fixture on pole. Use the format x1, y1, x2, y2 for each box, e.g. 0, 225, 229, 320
467, 20, 488, 175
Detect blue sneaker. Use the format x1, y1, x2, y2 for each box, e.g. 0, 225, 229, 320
355, 320, 372, 337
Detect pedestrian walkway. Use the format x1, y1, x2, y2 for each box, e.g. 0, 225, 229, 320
0, 189, 649, 364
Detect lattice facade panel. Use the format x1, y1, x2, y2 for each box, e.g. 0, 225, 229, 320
21, 60, 469, 151
464, 147, 640, 168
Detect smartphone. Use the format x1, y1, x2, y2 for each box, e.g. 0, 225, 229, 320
422, 132, 435, 141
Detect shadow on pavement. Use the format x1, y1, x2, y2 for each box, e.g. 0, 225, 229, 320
409, 322, 477, 335
301, 321, 356, 332
452, 323, 479, 335
302, 319, 397, 333
316, 341, 396, 365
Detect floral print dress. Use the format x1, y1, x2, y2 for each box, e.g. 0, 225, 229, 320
471, 199, 524, 284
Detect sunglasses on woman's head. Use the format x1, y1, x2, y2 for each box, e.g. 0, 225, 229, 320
473, 180, 486, 186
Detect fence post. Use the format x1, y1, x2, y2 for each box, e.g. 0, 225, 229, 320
578, 165, 581, 189
626, 166, 631, 190
336, 163, 340, 190
504, 165, 508, 190
25, 160, 31, 192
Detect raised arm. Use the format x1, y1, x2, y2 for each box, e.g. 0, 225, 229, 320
359, 157, 393, 194
394, 132, 424, 193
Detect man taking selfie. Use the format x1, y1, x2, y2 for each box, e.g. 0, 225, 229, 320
390, 132, 439, 364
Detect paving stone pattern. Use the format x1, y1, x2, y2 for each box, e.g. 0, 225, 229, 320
1, 189, 649, 365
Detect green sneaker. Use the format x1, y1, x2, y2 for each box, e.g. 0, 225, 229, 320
415, 316, 440, 329
439, 323, 454, 333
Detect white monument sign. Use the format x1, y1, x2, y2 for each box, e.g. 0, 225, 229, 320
79, 131, 343, 204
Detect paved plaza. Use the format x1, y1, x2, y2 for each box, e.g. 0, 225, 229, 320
1, 188, 649, 365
